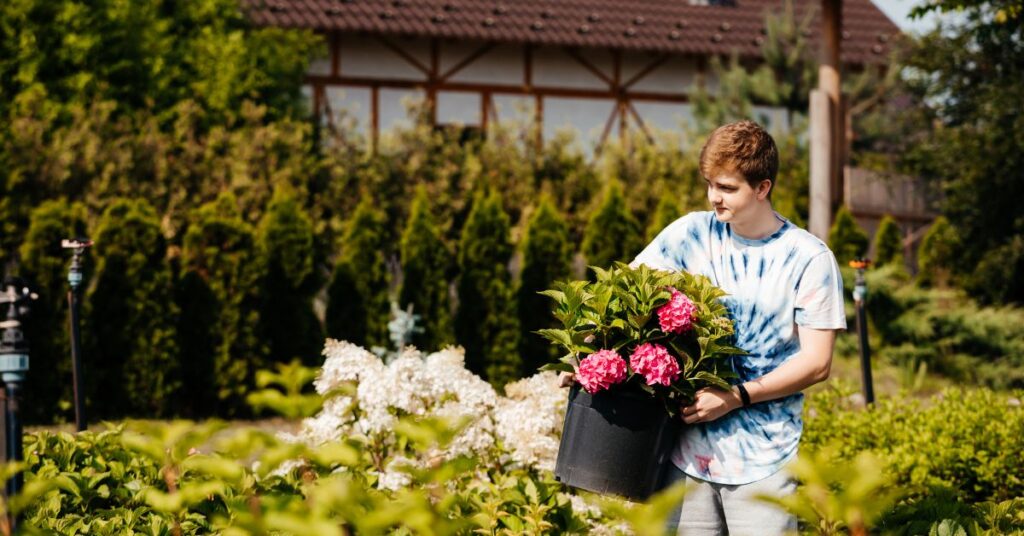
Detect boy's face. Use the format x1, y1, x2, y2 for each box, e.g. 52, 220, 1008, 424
704, 173, 771, 224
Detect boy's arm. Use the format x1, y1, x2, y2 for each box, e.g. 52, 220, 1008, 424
681, 325, 837, 424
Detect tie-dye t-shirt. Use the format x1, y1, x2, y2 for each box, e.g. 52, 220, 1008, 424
632, 210, 846, 485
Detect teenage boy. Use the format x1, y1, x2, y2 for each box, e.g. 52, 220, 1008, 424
631, 120, 847, 534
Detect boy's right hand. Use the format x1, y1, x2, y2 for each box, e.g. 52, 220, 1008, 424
559, 372, 577, 388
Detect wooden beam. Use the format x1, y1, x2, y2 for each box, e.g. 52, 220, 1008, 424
377, 36, 431, 75
627, 100, 654, 143
623, 54, 670, 90
481, 91, 490, 132
598, 102, 619, 152
564, 47, 614, 87
439, 43, 496, 82
534, 93, 544, 149
371, 84, 380, 153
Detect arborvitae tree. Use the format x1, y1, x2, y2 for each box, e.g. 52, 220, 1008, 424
646, 194, 682, 242
18, 199, 88, 423
326, 194, 391, 349
399, 186, 452, 351
257, 187, 322, 367
517, 195, 572, 376
829, 206, 869, 266
918, 216, 957, 288
873, 215, 904, 267
86, 199, 179, 418
179, 193, 264, 416
455, 191, 520, 385
582, 181, 643, 273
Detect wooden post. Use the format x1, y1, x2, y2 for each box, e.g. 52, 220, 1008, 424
809, 89, 833, 240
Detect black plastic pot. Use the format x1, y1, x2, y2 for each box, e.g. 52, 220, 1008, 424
553, 384, 681, 502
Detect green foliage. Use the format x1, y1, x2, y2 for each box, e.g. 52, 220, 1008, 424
399, 186, 453, 351
86, 198, 179, 418
539, 263, 741, 408
581, 181, 642, 275
829, 206, 869, 265
179, 193, 265, 415
804, 385, 1024, 505
901, 0, 1024, 304
873, 214, 904, 267
18, 199, 87, 423
257, 187, 322, 366
517, 195, 573, 376
967, 235, 1024, 305
918, 216, 958, 287
326, 194, 391, 349
455, 191, 520, 385
645, 194, 681, 243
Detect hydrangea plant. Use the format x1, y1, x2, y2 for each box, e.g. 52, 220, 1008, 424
538, 262, 744, 413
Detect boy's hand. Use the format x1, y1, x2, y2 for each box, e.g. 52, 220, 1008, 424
681, 387, 742, 424
559, 372, 576, 388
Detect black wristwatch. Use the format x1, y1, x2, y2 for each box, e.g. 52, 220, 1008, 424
736, 383, 752, 407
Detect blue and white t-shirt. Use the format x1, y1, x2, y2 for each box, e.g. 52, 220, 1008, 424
632, 211, 846, 485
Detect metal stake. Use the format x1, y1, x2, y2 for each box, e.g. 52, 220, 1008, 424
63, 238, 92, 432
850, 258, 874, 405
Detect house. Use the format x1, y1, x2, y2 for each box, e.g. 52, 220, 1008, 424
245, 0, 899, 148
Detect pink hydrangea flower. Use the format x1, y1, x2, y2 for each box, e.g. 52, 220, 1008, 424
576, 349, 628, 394
629, 343, 681, 386
657, 287, 698, 334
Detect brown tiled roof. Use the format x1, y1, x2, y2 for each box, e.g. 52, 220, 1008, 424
245, 0, 900, 66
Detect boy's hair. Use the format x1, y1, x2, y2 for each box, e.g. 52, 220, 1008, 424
699, 120, 779, 193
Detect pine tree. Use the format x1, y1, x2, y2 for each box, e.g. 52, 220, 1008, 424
582, 181, 643, 273
86, 199, 179, 418
326, 194, 391, 349
257, 187, 322, 366
918, 216, 957, 287
517, 195, 572, 376
828, 206, 869, 266
646, 194, 682, 242
18, 199, 88, 423
179, 193, 264, 416
455, 191, 520, 385
399, 186, 452, 351
873, 215, 904, 267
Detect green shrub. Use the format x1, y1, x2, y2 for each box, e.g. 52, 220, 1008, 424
517, 195, 572, 375
917, 216, 958, 287
257, 187, 322, 366
873, 214, 904, 267
18, 199, 88, 423
645, 193, 682, 243
86, 198, 179, 418
326, 194, 391, 349
179, 193, 265, 415
581, 181, 642, 274
399, 186, 453, 351
455, 191, 520, 384
829, 205, 869, 265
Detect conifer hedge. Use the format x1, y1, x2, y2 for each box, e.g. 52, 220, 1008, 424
86, 199, 179, 418
455, 191, 519, 384
581, 181, 642, 275
517, 195, 572, 376
873, 215, 904, 267
917, 216, 957, 287
829, 206, 869, 265
399, 187, 452, 351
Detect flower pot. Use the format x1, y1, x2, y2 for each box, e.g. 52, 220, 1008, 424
554, 384, 681, 501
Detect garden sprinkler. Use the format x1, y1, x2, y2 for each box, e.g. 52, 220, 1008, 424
62, 238, 92, 432
849, 258, 875, 405
0, 277, 37, 512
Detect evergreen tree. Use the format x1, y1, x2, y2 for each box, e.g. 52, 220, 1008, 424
517, 196, 573, 376
582, 181, 643, 273
873, 215, 904, 267
455, 191, 520, 385
179, 193, 264, 416
646, 194, 682, 242
326, 194, 391, 349
257, 187, 322, 366
86, 198, 179, 418
18, 199, 88, 423
399, 186, 452, 351
828, 206, 869, 266
917, 216, 957, 288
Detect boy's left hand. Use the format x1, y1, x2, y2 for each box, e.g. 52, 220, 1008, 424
681, 387, 742, 424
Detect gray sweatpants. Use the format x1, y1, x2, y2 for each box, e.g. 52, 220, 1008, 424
663, 464, 798, 536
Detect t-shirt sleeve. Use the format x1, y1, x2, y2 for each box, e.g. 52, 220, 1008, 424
794, 251, 847, 330
629, 215, 690, 271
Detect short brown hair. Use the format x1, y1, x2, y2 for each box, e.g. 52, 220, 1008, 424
699, 120, 779, 191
